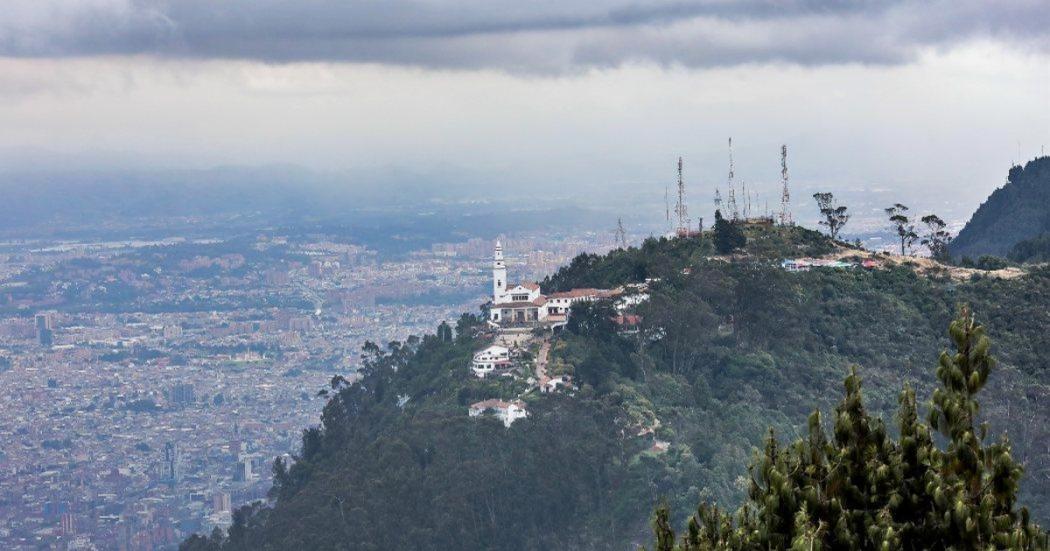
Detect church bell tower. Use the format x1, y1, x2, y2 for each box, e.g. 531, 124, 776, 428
493, 240, 507, 302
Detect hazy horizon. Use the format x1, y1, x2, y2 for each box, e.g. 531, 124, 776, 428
2, 0, 1048, 205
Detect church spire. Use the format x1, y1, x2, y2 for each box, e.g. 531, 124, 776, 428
493, 239, 507, 301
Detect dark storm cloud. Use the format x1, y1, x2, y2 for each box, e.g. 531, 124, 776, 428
1, 0, 1047, 70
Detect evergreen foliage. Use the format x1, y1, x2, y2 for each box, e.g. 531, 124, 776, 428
1009, 233, 1050, 264
952, 156, 1050, 259
713, 210, 746, 254
182, 229, 1050, 551
648, 307, 1047, 550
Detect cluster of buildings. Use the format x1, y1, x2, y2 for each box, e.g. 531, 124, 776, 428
488, 240, 620, 327
467, 241, 639, 427
780, 257, 878, 272
0, 227, 623, 549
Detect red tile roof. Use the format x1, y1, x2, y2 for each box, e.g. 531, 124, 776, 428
548, 288, 621, 299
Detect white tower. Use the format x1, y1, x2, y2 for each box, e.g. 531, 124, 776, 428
493, 240, 507, 302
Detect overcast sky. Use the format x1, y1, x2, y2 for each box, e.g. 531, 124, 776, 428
1, 0, 1048, 204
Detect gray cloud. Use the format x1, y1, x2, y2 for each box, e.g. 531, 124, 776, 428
0, 0, 1047, 71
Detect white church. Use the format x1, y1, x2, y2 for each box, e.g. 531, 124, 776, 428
488, 240, 618, 327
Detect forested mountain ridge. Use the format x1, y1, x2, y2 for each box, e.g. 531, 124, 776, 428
951, 156, 1050, 260
183, 226, 1050, 551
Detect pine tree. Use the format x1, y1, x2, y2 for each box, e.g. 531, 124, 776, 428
648, 306, 1048, 550
714, 210, 746, 254
436, 320, 453, 342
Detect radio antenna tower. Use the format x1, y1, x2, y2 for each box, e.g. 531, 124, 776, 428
674, 157, 689, 235
779, 144, 793, 226
614, 217, 627, 249
726, 137, 739, 221
714, 187, 722, 213
742, 181, 751, 219
664, 185, 671, 232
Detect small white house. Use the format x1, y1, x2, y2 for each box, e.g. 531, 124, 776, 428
471, 345, 511, 378
539, 375, 573, 394
469, 399, 528, 427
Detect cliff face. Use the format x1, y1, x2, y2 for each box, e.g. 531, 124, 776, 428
951, 156, 1050, 259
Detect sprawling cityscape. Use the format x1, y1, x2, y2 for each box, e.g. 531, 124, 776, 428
0, 225, 619, 550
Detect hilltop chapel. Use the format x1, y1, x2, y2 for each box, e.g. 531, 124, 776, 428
488, 240, 617, 327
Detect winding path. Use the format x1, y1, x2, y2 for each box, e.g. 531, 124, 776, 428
534, 337, 551, 384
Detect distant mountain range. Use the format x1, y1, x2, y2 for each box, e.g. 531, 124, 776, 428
951, 156, 1050, 260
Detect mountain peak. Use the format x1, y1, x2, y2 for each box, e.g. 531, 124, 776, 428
951, 156, 1050, 259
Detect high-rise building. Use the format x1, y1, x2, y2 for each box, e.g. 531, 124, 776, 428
35, 312, 54, 347
60, 512, 76, 535
171, 383, 195, 406
163, 442, 180, 487
212, 492, 232, 514
233, 456, 254, 482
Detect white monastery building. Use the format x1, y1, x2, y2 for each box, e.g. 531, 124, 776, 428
469, 399, 528, 427
488, 240, 619, 327
471, 345, 511, 378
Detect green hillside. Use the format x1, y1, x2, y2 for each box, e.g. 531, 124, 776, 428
951, 156, 1050, 260
183, 226, 1050, 551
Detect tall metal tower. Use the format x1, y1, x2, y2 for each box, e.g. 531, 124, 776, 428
742, 181, 750, 219
674, 157, 689, 234
726, 138, 739, 221
615, 217, 627, 249
779, 144, 793, 226
714, 187, 722, 214
664, 185, 671, 233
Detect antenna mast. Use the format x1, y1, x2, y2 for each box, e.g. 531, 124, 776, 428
664, 185, 671, 232
779, 144, 792, 226
726, 138, 739, 221
674, 157, 689, 235
742, 181, 750, 219
615, 217, 627, 248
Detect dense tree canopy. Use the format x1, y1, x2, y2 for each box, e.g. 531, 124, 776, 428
648, 308, 1046, 550
183, 227, 1050, 551
952, 156, 1050, 259
1009, 233, 1050, 264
